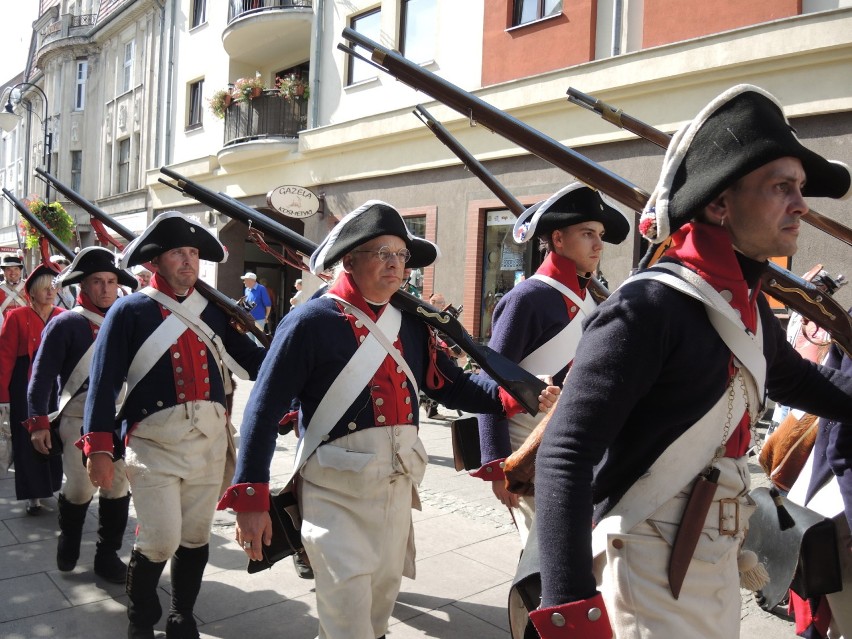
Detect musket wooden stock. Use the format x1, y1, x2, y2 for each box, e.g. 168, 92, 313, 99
33, 169, 269, 348
566, 87, 852, 248
158, 166, 548, 416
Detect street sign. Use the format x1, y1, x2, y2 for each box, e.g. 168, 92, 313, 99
266, 185, 319, 219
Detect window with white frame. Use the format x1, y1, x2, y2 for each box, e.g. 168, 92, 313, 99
71, 151, 82, 192
512, 0, 562, 27
191, 0, 207, 28
347, 8, 381, 85
122, 41, 134, 93
117, 138, 130, 192
401, 0, 437, 63
188, 79, 204, 128
75, 60, 87, 110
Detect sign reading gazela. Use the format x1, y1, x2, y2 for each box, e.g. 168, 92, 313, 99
267, 185, 320, 219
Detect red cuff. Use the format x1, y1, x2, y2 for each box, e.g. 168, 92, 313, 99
469, 459, 506, 481
77, 431, 115, 456
217, 483, 270, 512
279, 410, 299, 426
529, 594, 612, 639
498, 387, 525, 419
23, 415, 51, 433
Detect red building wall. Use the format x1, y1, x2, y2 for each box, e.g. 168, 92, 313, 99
482, 0, 598, 87
642, 0, 801, 49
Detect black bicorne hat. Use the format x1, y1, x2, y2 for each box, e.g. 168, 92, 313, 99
119, 211, 226, 268
512, 182, 630, 245
24, 262, 61, 295
56, 246, 138, 290
640, 84, 851, 243
310, 201, 440, 274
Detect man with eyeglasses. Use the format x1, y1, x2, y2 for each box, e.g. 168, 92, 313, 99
220, 201, 560, 639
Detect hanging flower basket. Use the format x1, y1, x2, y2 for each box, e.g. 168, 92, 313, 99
209, 88, 234, 118
19, 197, 75, 250
276, 74, 310, 101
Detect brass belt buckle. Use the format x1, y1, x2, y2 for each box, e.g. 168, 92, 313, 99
719, 498, 739, 536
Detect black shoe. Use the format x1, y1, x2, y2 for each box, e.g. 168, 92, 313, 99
95, 550, 128, 584
26, 499, 42, 515
292, 550, 314, 579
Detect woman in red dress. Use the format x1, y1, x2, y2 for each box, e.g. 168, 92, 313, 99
0, 264, 64, 514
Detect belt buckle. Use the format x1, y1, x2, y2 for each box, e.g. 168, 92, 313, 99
718, 498, 739, 536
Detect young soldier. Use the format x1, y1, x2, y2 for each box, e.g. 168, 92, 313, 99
530, 85, 852, 639
0, 254, 26, 329
474, 183, 629, 547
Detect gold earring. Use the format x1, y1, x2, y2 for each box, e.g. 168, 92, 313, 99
720, 217, 726, 228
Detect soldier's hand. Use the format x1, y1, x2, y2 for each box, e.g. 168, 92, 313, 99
30, 429, 52, 455
538, 385, 561, 413
236, 511, 273, 561
87, 453, 115, 490
492, 479, 520, 509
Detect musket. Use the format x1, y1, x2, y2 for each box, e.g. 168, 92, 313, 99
339, 29, 852, 358
412, 105, 610, 303
34, 169, 269, 348
2, 188, 75, 263
157, 165, 548, 416
566, 87, 852, 248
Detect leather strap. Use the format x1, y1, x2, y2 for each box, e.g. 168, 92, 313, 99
48, 307, 104, 422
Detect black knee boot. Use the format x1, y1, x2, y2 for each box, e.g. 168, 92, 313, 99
56, 493, 92, 571
126, 549, 167, 639
94, 494, 131, 584
165, 544, 208, 639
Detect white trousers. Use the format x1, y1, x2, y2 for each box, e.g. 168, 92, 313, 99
124, 401, 227, 562
59, 410, 128, 503
596, 457, 753, 639
299, 426, 428, 639
508, 412, 540, 547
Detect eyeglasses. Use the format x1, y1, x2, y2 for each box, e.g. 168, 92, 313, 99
353, 246, 412, 264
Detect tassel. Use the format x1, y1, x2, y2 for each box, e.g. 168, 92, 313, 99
738, 549, 770, 591
769, 487, 796, 531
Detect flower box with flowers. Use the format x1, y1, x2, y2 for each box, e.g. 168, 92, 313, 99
276, 74, 310, 101
233, 74, 268, 103
19, 197, 75, 250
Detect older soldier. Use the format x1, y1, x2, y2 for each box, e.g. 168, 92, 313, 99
475, 183, 629, 547
220, 202, 559, 639
81, 212, 266, 639
26, 247, 137, 583
0, 254, 26, 328
530, 85, 852, 639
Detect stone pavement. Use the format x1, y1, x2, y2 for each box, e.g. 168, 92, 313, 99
0, 379, 798, 638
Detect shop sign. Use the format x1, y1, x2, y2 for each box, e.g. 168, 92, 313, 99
267, 185, 319, 219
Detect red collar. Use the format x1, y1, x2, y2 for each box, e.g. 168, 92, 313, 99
78, 292, 107, 317
663, 222, 758, 331
327, 272, 385, 321
151, 272, 194, 300
535, 252, 586, 297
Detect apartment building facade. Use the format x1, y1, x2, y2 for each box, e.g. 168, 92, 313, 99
2, 0, 850, 337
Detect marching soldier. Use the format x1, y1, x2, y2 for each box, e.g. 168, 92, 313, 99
474, 182, 629, 547
221, 202, 560, 639
0, 254, 27, 329
81, 212, 266, 639
26, 247, 138, 583
530, 85, 852, 639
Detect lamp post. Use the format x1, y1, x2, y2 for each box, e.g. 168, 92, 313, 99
0, 82, 53, 201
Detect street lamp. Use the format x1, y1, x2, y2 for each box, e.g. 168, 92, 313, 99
0, 82, 53, 201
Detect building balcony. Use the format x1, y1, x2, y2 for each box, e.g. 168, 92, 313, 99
217, 90, 308, 167
223, 1, 313, 67
36, 13, 94, 65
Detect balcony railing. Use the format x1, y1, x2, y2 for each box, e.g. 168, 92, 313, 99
39, 13, 95, 46
228, 0, 312, 22
223, 90, 308, 146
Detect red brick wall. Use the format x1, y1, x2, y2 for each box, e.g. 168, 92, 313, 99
482, 0, 597, 86
642, 0, 801, 49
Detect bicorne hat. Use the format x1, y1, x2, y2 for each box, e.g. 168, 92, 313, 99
119, 211, 226, 268
24, 262, 61, 295
640, 84, 852, 244
56, 246, 138, 290
513, 183, 630, 245
309, 201, 440, 274
1, 254, 24, 268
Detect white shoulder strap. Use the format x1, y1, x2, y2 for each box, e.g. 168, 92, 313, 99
288, 296, 406, 479
520, 274, 597, 376
48, 307, 104, 421
628, 263, 766, 400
